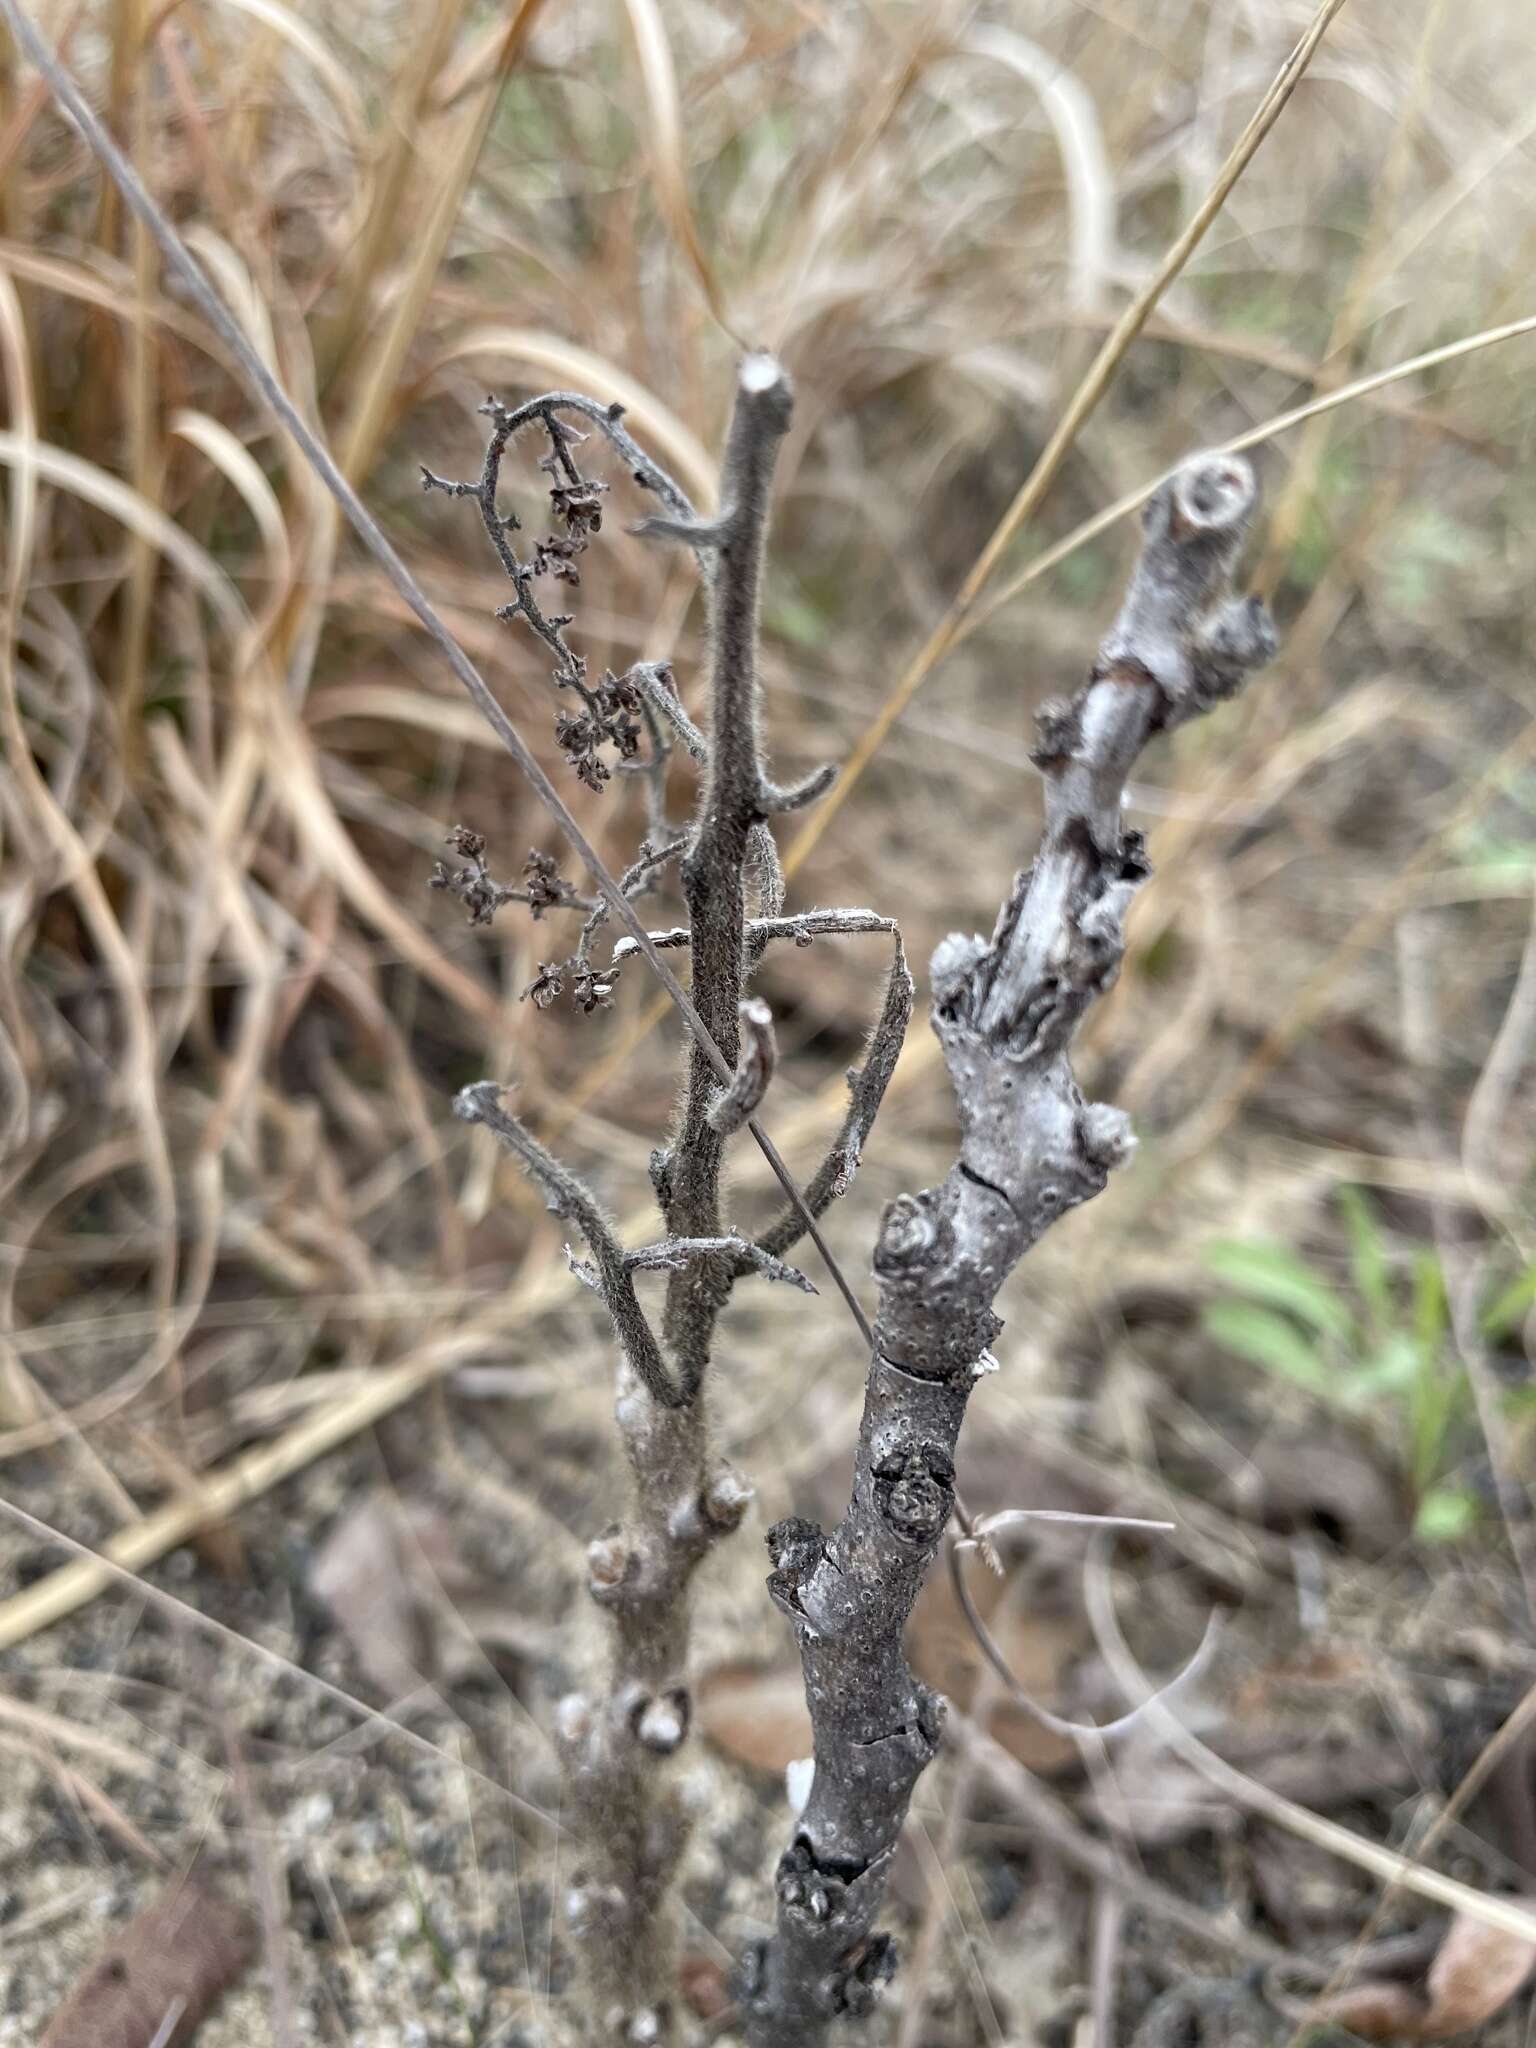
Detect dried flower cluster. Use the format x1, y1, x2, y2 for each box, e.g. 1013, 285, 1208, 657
429, 828, 581, 929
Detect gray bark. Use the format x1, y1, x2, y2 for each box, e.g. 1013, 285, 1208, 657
743, 453, 1278, 2041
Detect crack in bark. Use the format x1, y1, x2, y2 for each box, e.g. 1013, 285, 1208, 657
955, 1159, 1017, 1211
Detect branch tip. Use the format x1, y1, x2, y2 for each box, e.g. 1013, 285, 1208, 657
1169, 449, 1258, 538
708, 997, 778, 1134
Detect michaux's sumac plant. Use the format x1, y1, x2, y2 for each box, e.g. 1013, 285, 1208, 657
426, 354, 1276, 2047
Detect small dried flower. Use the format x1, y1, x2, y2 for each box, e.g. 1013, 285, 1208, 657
524, 961, 565, 1009
550, 478, 608, 538
522, 848, 569, 919
570, 968, 618, 1014
429, 826, 509, 926
533, 534, 584, 585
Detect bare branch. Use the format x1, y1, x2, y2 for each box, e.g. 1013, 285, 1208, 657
658, 353, 807, 1391
745, 453, 1277, 2043
454, 1084, 680, 1408
566, 1234, 815, 1296
610, 906, 896, 967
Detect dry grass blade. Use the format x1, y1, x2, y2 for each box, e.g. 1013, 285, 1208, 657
502, 309, 1536, 1174
1275, 1681, 1536, 2046
972, 309, 1536, 643
0, 264, 36, 602
1083, 1543, 1536, 1949
0, 1009, 899, 1646
956, 1721, 1293, 1968
432, 324, 718, 510
4, 9, 1534, 2037
337, 0, 547, 485
0, 0, 872, 1344
0, 1492, 555, 1827
959, 27, 1114, 314
0, 1318, 517, 1647
617, 0, 737, 338
217, 0, 369, 160
168, 407, 290, 580
781, 0, 1351, 879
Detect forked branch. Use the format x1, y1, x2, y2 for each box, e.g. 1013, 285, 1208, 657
743, 453, 1277, 2042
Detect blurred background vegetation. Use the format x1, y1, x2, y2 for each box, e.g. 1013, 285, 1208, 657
2, 0, 1535, 2041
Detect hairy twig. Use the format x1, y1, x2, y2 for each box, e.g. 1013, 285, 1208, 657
648, 353, 840, 1395
610, 906, 896, 965
454, 1083, 679, 1406
566, 1235, 815, 1296
426, 355, 891, 2043
631, 656, 708, 761
743, 453, 1278, 2042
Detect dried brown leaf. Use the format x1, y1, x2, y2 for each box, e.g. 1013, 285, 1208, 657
696, 1661, 812, 1775
40, 1881, 254, 2048
308, 1491, 555, 1699
1234, 1424, 1407, 1557
696, 1576, 1083, 1777
1421, 1907, 1536, 2035
1311, 1907, 1536, 2040
679, 1952, 733, 2021
908, 1561, 1085, 1774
